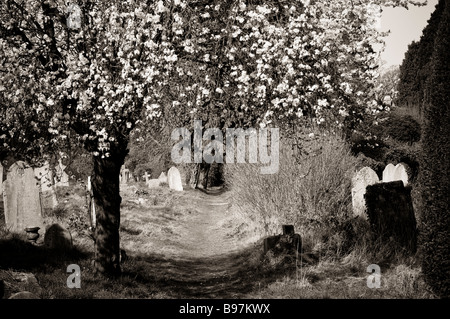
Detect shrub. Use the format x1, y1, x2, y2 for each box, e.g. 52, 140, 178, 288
224, 129, 360, 256
419, 0, 450, 298
381, 114, 421, 144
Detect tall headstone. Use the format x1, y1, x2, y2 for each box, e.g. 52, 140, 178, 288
351, 167, 379, 217
3, 161, 44, 233
87, 176, 96, 229
382, 163, 396, 183
392, 163, 409, 186
34, 162, 58, 210
168, 167, 183, 191
54, 158, 69, 187
0, 163, 3, 196
144, 172, 149, 183
120, 166, 129, 184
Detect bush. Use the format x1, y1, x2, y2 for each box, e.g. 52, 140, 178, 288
381, 114, 421, 144
224, 130, 360, 256
419, 0, 450, 298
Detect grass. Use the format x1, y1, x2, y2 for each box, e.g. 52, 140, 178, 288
223, 125, 437, 299
0, 125, 438, 298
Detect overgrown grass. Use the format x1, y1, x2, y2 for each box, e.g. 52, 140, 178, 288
224, 126, 437, 299
224, 129, 359, 253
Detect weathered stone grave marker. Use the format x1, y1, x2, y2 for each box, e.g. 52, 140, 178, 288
0, 163, 3, 197
264, 225, 302, 255
168, 166, 183, 191
365, 181, 417, 253
3, 161, 45, 234
392, 163, 409, 186
44, 223, 73, 251
120, 166, 130, 184
35, 162, 58, 210
382, 163, 396, 183
158, 171, 167, 184
54, 158, 69, 187
87, 176, 96, 230
351, 167, 379, 217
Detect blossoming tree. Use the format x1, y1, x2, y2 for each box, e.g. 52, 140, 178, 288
0, 0, 424, 276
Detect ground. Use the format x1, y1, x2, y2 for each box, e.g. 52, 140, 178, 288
0, 182, 436, 299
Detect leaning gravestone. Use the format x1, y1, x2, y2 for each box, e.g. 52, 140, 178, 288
365, 181, 417, 253
44, 223, 73, 251
382, 163, 396, 183
351, 167, 379, 217
158, 172, 167, 184
35, 162, 58, 210
3, 161, 45, 234
168, 167, 183, 191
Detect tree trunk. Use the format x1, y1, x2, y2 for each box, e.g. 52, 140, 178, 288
91, 151, 126, 277
189, 163, 201, 189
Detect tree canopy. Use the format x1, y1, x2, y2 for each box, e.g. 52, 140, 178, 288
0, 0, 427, 276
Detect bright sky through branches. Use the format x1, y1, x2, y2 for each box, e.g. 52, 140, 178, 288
379, 0, 439, 68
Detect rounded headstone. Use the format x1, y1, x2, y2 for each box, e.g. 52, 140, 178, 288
351, 167, 380, 217
44, 223, 73, 251
382, 163, 396, 183
168, 167, 183, 191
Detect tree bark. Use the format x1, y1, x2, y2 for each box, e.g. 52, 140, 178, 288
91, 150, 126, 277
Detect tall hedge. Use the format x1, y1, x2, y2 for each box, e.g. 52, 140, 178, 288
397, 0, 444, 109
420, 0, 450, 299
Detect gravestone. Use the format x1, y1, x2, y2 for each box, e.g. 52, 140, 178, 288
144, 172, 149, 183
147, 179, 160, 189
365, 181, 417, 253
54, 158, 69, 187
120, 166, 130, 184
3, 161, 45, 233
87, 176, 96, 229
0, 163, 3, 196
351, 167, 379, 217
382, 163, 396, 183
158, 172, 167, 184
168, 167, 183, 191
35, 162, 58, 210
392, 163, 409, 186
263, 225, 302, 255
44, 223, 73, 251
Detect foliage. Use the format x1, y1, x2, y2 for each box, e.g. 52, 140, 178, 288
0, 0, 427, 275
397, 0, 444, 110
419, 0, 450, 299
224, 129, 359, 254
375, 65, 400, 105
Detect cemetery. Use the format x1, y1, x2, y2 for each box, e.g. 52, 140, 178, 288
0, 0, 448, 303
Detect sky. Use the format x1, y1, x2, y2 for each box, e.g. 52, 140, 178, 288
379, 0, 439, 68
